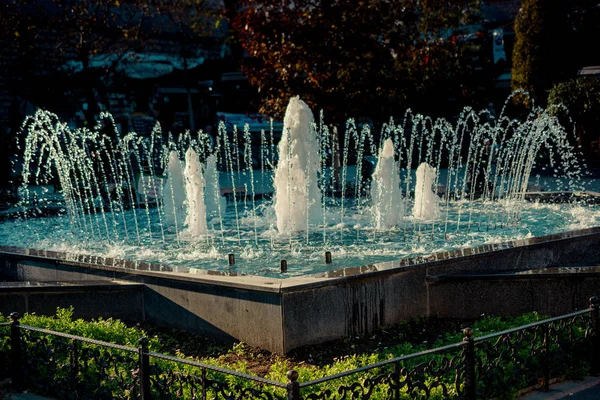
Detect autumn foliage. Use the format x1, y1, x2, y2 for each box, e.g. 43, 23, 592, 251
233, 0, 482, 120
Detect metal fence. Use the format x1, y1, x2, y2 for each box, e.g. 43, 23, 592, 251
1, 297, 599, 400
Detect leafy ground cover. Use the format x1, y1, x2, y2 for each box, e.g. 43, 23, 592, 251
1, 308, 547, 377
0, 308, 590, 399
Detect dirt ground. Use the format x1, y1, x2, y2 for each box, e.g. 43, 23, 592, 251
137, 316, 467, 376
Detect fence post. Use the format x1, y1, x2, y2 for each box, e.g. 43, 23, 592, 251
71, 340, 81, 397
138, 337, 151, 400
393, 361, 401, 400
462, 327, 476, 400
542, 325, 550, 391
590, 296, 600, 376
286, 370, 301, 400
9, 312, 24, 393
201, 368, 207, 400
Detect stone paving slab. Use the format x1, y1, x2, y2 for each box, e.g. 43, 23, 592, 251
0, 392, 55, 399
519, 376, 600, 399
2, 378, 598, 400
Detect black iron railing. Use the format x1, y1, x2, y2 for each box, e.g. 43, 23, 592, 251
1, 296, 599, 399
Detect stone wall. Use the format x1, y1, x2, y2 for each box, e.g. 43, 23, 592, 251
0, 281, 145, 322
1, 228, 600, 353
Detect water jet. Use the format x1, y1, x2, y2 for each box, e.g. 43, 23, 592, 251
2, 96, 599, 352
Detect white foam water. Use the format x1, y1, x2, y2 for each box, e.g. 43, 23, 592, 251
413, 163, 440, 220
183, 148, 207, 236
273, 96, 323, 233
163, 151, 186, 229
371, 138, 405, 228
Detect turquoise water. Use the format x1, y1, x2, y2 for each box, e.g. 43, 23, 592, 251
9, 104, 595, 277
1, 195, 598, 278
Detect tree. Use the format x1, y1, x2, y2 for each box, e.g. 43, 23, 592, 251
232, 0, 482, 121
0, 0, 223, 117
548, 76, 600, 158
511, 0, 579, 108
569, 1, 600, 68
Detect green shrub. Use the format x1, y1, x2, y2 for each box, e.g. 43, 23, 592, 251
548, 76, 600, 120
511, 0, 575, 108
0, 308, 592, 400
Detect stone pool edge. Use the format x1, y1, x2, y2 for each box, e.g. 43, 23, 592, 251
2, 227, 600, 353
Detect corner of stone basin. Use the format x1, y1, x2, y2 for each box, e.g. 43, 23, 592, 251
152, 269, 285, 292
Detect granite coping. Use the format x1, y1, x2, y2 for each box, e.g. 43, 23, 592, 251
1, 226, 600, 293
0, 280, 145, 292
427, 265, 600, 283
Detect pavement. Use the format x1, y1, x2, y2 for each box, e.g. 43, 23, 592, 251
519, 376, 600, 399
0, 393, 54, 400
1, 377, 599, 399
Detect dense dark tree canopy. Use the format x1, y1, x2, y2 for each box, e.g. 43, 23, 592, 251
1, 0, 222, 60
570, 1, 600, 68
232, 0, 482, 121
548, 76, 600, 158
511, 0, 575, 108
511, 0, 600, 109
0, 0, 223, 107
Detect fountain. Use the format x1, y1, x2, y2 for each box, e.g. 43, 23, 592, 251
163, 150, 186, 230
0, 96, 594, 277
371, 138, 404, 229
273, 96, 322, 234
412, 163, 440, 220
204, 154, 226, 219
2, 95, 600, 352
183, 148, 207, 237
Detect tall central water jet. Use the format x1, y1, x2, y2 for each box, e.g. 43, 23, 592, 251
371, 139, 404, 228
183, 148, 207, 236
163, 151, 186, 229
273, 97, 323, 233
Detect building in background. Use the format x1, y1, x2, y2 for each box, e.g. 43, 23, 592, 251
481, 1, 522, 93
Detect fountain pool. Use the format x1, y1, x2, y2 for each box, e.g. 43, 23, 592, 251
1, 96, 597, 278
2, 197, 600, 278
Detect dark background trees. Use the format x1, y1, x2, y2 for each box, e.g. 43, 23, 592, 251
2, 1, 599, 138
510, 0, 600, 160
511, 0, 600, 108
232, 0, 485, 122
548, 77, 600, 159
0, 0, 225, 196
0, 0, 223, 129
511, 0, 576, 108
